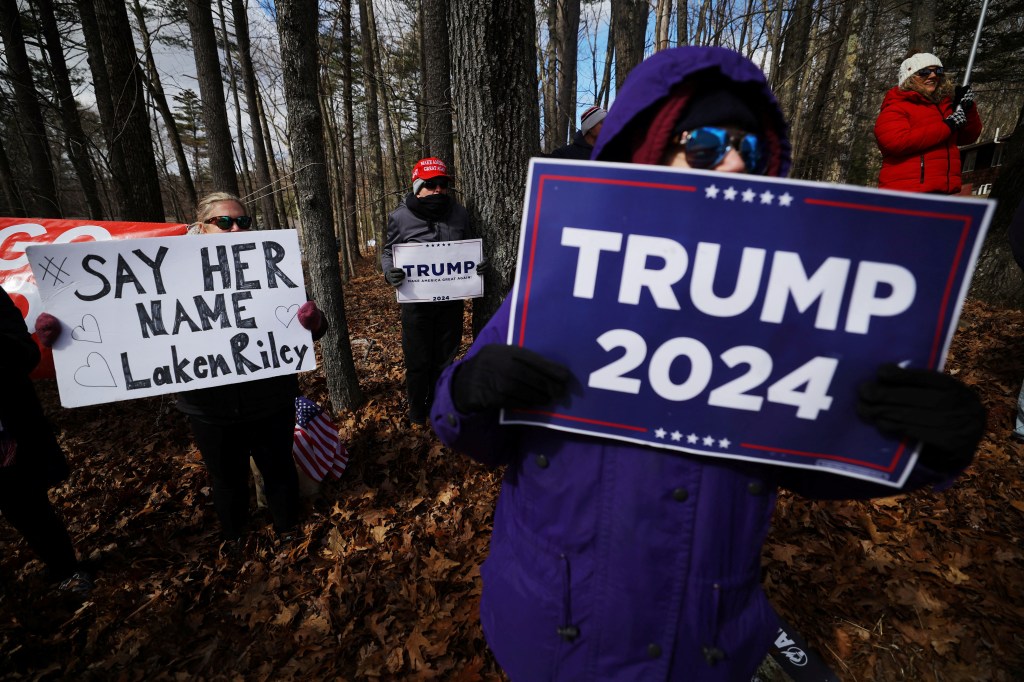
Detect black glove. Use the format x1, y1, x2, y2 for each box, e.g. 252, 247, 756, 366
857, 364, 986, 474
476, 258, 489, 276
384, 267, 406, 287
452, 344, 571, 413
944, 106, 967, 132
953, 84, 975, 110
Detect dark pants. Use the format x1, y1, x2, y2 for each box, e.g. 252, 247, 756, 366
0, 466, 77, 580
188, 408, 299, 538
400, 300, 465, 422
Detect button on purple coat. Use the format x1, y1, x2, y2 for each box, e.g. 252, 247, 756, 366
431, 46, 952, 682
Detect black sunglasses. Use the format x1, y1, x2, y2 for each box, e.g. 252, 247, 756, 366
205, 215, 253, 230
915, 66, 944, 78
422, 178, 450, 190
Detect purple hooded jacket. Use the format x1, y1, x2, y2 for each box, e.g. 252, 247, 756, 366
431, 47, 952, 681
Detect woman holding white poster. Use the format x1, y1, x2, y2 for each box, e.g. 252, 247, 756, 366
430, 47, 987, 681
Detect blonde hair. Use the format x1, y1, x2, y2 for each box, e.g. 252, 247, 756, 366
195, 191, 246, 223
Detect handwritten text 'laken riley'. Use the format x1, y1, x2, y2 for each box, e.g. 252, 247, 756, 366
119, 330, 309, 390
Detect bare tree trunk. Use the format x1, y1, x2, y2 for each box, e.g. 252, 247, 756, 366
186, 0, 239, 196
909, 0, 936, 52
254, 79, 288, 227
216, 0, 252, 201
93, 0, 165, 221
655, 0, 671, 50
35, 0, 104, 219
421, 0, 455, 166
676, 0, 687, 45
449, 0, 539, 330
340, 0, 360, 260
541, 6, 558, 150
276, 0, 364, 412
773, 0, 812, 120
556, 0, 580, 143
232, 0, 278, 227
367, 0, 403, 194
132, 0, 198, 211
76, 0, 131, 216
358, 0, 387, 263
0, 135, 25, 216
612, 0, 648, 91
0, 0, 60, 217
598, 21, 614, 108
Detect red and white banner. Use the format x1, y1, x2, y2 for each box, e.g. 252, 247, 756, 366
0, 218, 187, 378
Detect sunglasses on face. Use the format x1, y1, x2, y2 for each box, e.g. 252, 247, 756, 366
674, 126, 765, 174
422, 178, 450, 190
916, 66, 944, 78
205, 215, 253, 230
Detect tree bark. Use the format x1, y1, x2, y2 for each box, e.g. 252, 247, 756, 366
555, 0, 580, 143
676, 0, 687, 45
186, 0, 240, 196
654, 0, 671, 51
35, 0, 104, 219
612, 0, 648, 91
449, 0, 539, 330
0, 134, 25, 217
358, 0, 387, 261
216, 0, 252, 201
0, 0, 61, 217
909, 0, 936, 52
132, 0, 198, 212
232, 0, 279, 227
340, 0, 360, 258
422, 0, 455, 166
773, 0, 812, 121
92, 0, 165, 221
276, 0, 365, 412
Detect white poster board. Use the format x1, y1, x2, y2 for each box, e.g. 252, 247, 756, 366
393, 239, 484, 302
26, 230, 316, 407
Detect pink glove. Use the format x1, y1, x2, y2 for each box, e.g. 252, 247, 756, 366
297, 301, 326, 340
35, 313, 62, 348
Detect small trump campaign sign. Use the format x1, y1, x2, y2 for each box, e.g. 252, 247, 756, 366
27, 230, 315, 408
393, 238, 484, 302
503, 159, 994, 487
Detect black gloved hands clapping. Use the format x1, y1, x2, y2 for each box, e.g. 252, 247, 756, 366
944, 106, 968, 132
452, 344, 571, 413
385, 267, 406, 287
954, 84, 975, 110
857, 364, 986, 474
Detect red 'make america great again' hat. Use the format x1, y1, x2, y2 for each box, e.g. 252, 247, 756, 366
412, 157, 449, 194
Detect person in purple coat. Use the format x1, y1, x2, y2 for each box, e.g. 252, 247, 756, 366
430, 47, 986, 681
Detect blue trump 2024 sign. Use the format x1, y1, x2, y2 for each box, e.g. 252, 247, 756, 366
502, 159, 994, 487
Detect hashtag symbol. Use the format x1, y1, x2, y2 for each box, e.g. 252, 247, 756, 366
38, 256, 69, 286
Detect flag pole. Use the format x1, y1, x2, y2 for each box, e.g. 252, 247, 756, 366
962, 0, 990, 86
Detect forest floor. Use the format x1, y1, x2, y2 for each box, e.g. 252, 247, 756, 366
1, 257, 1022, 681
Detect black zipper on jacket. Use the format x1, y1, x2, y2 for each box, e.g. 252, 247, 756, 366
920, 155, 925, 183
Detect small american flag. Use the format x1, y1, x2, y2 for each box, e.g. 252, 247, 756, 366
293, 397, 348, 481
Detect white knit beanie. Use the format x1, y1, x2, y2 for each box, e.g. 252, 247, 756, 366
899, 53, 943, 86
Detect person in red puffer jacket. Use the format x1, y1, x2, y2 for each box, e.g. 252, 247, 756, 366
874, 50, 982, 194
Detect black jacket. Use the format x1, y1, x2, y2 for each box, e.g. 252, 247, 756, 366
175, 373, 298, 424
381, 194, 474, 272
547, 131, 594, 160
0, 290, 68, 487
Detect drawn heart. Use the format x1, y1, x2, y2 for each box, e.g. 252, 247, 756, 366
71, 314, 102, 343
276, 304, 300, 327
73, 353, 117, 388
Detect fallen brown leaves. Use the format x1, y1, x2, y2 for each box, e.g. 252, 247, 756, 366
1, 262, 1022, 680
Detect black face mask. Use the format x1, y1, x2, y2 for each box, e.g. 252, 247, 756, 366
408, 192, 452, 220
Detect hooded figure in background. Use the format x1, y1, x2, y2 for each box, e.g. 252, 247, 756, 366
874, 51, 982, 194
429, 47, 986, 681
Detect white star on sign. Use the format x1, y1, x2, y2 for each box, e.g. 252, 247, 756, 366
718, 438, 731, 448
723, 186, 738, 201
779, 192, 794, 207
670, 431, 682, 442
705, 184, 720, 199
759, 190, 774, 205
655, 428, 667, 439
687, 433, 699, 444
702, 435, 715, 447
742, 188, 756, 202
